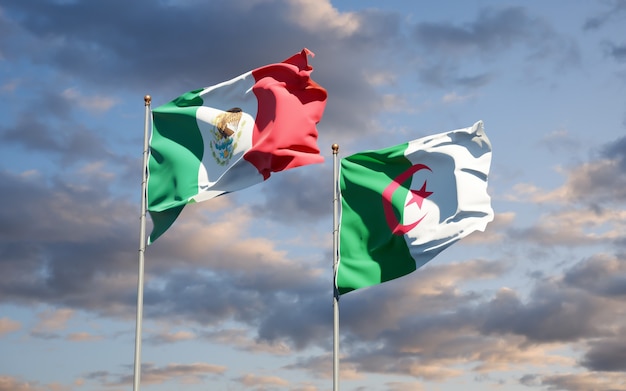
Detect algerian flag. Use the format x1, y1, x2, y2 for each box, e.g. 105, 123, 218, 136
336, 121, 493, 295
147, 49, 327, 243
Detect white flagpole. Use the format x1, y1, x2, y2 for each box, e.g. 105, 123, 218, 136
332, 143, 340, 391
133, 94, 151, 391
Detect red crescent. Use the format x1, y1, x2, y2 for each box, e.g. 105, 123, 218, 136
382, 164, 431, 236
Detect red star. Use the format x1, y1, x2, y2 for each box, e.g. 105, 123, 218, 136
406, 181, 433, 209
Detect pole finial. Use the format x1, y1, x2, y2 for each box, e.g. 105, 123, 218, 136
144, 95, 151, 105
332, 144, 339, 154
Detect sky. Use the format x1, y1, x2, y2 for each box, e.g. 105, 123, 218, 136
1, 0, 626, 390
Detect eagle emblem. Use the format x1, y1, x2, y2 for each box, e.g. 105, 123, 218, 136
209, 108, 244, 166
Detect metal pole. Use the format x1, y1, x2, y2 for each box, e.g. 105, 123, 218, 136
133, 95, 151, 391
332, 143, 340, 391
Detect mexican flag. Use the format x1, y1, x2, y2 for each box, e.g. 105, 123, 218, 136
336, 121, 493, 295
147, 49, 327, 243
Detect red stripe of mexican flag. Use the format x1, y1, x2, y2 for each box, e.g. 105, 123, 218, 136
147, 49, 327, 244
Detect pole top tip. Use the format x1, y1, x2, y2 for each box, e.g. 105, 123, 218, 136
332, 144, 339, 153
144, 95, 151, 104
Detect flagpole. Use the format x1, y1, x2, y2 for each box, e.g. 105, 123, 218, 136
133, 94, 151, 391
332, 143, 340, 391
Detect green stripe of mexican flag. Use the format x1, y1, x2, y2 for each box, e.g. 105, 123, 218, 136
336, 121, 493, 295
147, 49, 327, 244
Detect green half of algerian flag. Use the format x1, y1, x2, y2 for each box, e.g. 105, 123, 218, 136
336, 121, 494, 295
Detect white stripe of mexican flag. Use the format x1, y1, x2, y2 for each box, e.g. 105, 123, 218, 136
194, 71, 261, 202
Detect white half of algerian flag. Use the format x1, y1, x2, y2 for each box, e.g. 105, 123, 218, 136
147, 49, 327, 244
336, 121, 493, 295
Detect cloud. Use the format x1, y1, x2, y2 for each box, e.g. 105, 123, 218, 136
464, 211, 515, 244
538, 129, 582, 153
141, 362, 227, 385
602, 135, 626, 170
550, 159, 626, 204
511, 207, 626, 246
508, 135, 626, 208
581, 339, 626, 371
285, 354, 363, 381
0, 376, 45, 391
385, 381, 425, 391
285, 0, 360, 36
0, 168, 142, 314
603, 42, 626, 62
235, 373, 289, 387
583, 0, 626, 30
0, 79, 19, 93
33, 308, 74, 332
0, 0, 398, 143
479, 283, 606, 343
563, 253, 626, 298
89, 362, 227, 387
0, 155, 332, 351
301, 253, 626, 384
201, 328, 292, 355
413, 7, 539, 54
527, 372, 626, 391
0, 110, 112, 164
148, 330, 196, 345
0, 317, 20, 335
66, 332, 103, 342
410, 6, 580, 87
441, 91, 476, 104
61, 88, 118, 114
253, 167, 332, 224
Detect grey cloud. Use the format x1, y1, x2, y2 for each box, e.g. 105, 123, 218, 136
256, 293, 332, 350
479, 281, 605, 342
509, 222, 597, 248
0, 170, 131, 243
416, 64, 495, 90
0, 0, 396, 139
582, 339, 626, 371
29, 331, 62, 340
253, 166, 333, 224
603, 42, 626, 62
566, 162, 626, 206
455, 73, 493, 88
1, 160, 333, 347
531, 372, 626, 391
0, 0, 459, 143
583, 0, 626, 30
413, 7, 538, 54
0, 170, 139, 314
602, 135, 626, 170
143, 268, 323, 321
337, 259, 507, 338
1, 114, 112, 165
411, 6, 580, 88
538, 131, 582, 154
563, 254, 626, 298
309, 255, 626, 382
100, 362, 227, 387
524, 138, 626, 207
